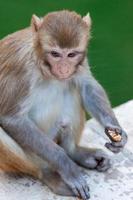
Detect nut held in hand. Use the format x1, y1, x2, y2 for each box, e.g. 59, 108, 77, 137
105, 128, 122, 142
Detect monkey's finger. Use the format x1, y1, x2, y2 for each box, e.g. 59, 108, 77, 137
71, 186, 80, 198
83, 185, 90, 199
76, 183, 90, 200
105, 142, 122, 153
111, 141, 125, 148
80, 174, 90, 199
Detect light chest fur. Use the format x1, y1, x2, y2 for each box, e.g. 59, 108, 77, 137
29, 80, 82, 139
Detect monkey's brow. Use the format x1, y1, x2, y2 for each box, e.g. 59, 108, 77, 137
70, 50, 85, 55
44, 50, 85, 54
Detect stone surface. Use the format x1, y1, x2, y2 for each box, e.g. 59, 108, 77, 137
0, 100, 133, 200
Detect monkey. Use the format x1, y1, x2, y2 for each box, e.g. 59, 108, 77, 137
0, 10, 127, 200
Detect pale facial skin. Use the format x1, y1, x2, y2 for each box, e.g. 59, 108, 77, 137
44, 47, 85, 80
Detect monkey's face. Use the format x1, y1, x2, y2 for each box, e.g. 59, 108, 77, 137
32, 10, 91, 80
43, 48, 86, 80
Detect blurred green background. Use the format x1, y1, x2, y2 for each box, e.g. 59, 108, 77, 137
0, 0, 132, 107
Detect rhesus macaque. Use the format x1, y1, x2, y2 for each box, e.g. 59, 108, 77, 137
0, 10, 127, 200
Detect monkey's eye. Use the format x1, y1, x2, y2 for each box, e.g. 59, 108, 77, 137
51, 51, 61, 57
68, 52, 77, 58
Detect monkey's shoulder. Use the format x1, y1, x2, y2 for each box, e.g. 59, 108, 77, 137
0, 27, 32, 44
0, 28, 33, 62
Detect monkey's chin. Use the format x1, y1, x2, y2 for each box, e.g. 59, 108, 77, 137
51, 71, 76, 81
54, 74, 74, 81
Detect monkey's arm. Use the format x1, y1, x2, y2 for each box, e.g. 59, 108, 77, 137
80, 73, 127, 153
0, 116, 90, 199
1, 116, 66, 168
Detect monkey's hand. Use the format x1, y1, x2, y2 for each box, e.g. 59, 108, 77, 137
105, 126, 128, 153
60, 164, 90, 200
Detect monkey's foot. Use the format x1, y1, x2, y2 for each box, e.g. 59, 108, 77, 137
75, 148, 111, 172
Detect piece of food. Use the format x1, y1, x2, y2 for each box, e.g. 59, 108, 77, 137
105, 128, 122, 142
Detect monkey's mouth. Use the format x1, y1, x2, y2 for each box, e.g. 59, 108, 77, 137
51, 71, 76, 80
52, 65, 77, 80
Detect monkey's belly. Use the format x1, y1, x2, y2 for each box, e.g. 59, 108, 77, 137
29, 81, 81, 140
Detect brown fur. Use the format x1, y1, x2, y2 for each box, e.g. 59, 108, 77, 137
0, 29, 34, 115
40, 10, 89, 48
0, 128, 40, 178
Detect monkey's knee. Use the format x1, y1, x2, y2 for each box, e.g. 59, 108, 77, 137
0, 127, 40, 177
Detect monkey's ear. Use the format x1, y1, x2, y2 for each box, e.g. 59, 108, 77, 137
83, 13, 91, 28
31, 14, 43, 32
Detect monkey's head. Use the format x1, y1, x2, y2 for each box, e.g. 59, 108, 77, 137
31, 10, 91, 80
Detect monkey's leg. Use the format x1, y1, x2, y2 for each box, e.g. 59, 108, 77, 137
60, 125, 110, 172
0, 127, 41, 178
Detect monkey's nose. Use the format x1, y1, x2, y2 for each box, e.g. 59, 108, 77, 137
60, 67, 69, 74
